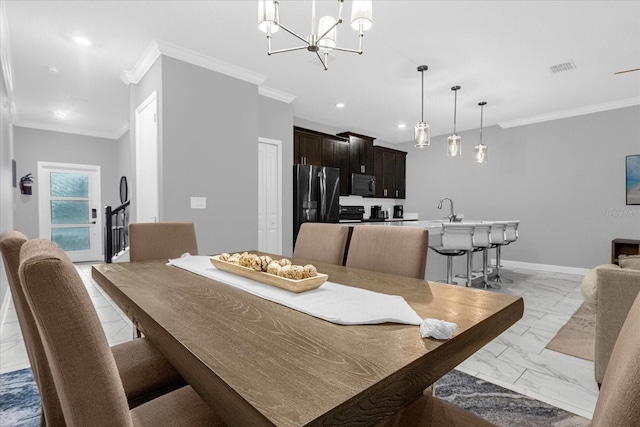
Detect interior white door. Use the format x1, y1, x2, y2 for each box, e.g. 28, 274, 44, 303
135, 91, 159, 223
258, 138, 282, 254
37, 162, 102, 262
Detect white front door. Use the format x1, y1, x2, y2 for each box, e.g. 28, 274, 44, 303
135, 91, 159, 223
37, 162, 102, 262
258, 138, 282, 254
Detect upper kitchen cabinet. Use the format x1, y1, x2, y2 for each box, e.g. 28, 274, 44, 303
294, 127, 350, 195
373, 146, 407, 199
294, 127, 322, 166
337, 131, 375, 175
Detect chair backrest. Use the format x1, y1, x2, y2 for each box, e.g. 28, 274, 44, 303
293, 223, 350, 265
471, 222, 492, 248
19, 239, 134, 426
591, 285, 640, 426
489, 222, 507, 245
0, 230, 66, 426
129, 222, 198, 262
504, 220, 520, 242
345, 225, 429, 279
440, 223, 475, 251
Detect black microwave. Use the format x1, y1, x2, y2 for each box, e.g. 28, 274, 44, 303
350, 173, 376, 196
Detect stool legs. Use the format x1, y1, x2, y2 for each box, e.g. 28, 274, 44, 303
472, 248, 501, 289
491, 245, 513, 284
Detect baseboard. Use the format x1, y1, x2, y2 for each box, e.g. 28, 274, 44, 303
494, 259, 589, 276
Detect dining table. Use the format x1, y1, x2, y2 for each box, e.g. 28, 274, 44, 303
92, 251, 524, 426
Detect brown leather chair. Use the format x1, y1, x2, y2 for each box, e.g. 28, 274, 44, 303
129, 222, 198, 262
591, 275, 640, 426
1, 231, 185, 426
293, 223, 350, 265
18, 239, 223, 426
345, 225, 429, 279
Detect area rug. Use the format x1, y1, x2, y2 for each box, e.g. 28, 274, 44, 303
545, 302, 595, 361
0, 367, 589, 426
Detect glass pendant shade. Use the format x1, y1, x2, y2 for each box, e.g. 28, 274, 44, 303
351, 0, 373, 31
318, 16, 337, 50
415, 122, 430, 148
447, 134, 461, 156
258, 0, 278, 33
474, 144, 488, 163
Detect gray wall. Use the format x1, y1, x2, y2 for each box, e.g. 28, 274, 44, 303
0, 65, 14, 309
12, 127, 121, 239
158, 56, 260, 256
400, 105, 640, 270
259, 96, 294, 255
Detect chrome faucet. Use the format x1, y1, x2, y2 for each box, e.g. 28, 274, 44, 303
437, 197, 458, 222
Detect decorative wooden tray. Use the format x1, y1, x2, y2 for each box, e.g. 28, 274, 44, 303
209, 255, 328, 293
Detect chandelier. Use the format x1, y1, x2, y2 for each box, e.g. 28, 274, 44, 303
257, 0, 373, 70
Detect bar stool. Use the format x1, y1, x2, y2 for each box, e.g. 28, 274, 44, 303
490, 220, 519, 284
469, 222, 494, 289
429, 223, 476, 286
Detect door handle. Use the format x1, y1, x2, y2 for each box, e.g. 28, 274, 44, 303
90, 221, 97, 224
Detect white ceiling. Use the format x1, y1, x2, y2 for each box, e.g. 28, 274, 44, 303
2, 0, 639, 143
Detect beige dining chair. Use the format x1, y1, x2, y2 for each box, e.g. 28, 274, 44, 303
293, 223, 351, 265
18, 238, 224, 427
1, 231, 186, 426
345, 225, 429, 279
129, 222, 198, 262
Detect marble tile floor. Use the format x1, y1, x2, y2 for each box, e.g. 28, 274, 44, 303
0, 263, 598, 420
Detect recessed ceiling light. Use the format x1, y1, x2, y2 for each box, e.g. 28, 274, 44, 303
335, 103, 345, 108
397, 124, 407, 129
47, 66, 60, 73
54, 111, 66, 118
72, 36, 91, 47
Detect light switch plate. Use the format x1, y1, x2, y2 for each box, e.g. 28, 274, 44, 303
190, 197, 206, 209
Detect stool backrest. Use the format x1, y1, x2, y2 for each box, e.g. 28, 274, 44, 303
505, 220, 520, 242
490, 222, 507, 245
471, 223, 492, 248
441, 224, 475, 251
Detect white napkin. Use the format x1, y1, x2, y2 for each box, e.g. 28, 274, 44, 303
419, 318, 457, 340
168, 255, 457, 339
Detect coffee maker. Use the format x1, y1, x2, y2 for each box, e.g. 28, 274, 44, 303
393, 205, 404, 219
370, 205, 383, 219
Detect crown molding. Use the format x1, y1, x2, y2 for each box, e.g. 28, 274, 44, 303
120, 40, 162, 85
499, 97, 640, 129
259, 85, 296, 104
15, 119, 129, 140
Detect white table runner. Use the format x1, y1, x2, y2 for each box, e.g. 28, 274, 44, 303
168, 255, 456, 339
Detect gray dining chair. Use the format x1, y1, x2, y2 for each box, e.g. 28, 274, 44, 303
345, 225, 429, 279
129, 222, 198, 262
293, 222, 351, 265
18, 238, 224, 426
1, 231, 186, 426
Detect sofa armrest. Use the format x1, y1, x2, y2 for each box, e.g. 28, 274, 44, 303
595, 268, 640, 383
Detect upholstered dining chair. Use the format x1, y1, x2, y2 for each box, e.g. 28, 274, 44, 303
591, 286, 640, 426
345, 225, 429, 279
1, 231, 185, 426
293, 223, 351, 265
18, 239, 224, 427
129, 222, 198, 262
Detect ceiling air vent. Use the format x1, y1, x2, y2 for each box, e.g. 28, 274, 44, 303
549, 61, 576, 73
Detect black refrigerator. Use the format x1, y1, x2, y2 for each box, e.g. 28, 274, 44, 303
293, 164, 340, 245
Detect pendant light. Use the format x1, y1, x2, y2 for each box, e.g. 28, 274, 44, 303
474, 101, 488, 164
447, 85, 462, 157
415, 65, 430, 148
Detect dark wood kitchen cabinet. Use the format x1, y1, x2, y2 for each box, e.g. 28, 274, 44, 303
373, 146, 406, 199
294, 127, 350, 195
337, 131, 375, 175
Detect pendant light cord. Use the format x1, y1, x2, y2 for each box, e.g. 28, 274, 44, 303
453, 89, 458, 133
421, 70, 424, 122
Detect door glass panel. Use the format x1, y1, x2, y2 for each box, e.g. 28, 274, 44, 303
50, 172, 89, 197
51, 200, 89, 224
52, 227, 90, 251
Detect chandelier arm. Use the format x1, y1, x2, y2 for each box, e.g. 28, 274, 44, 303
331, 46, 363, 54
316, 50, 329, 70
276, 22, 310, 45
268, 45, 309, 55
317, 19, 341, 42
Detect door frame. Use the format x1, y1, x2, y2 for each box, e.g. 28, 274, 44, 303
258, 137, 283, 254
37, 161, 102, 262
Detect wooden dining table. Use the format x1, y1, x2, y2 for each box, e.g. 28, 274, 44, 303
92, 252, 523, 426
